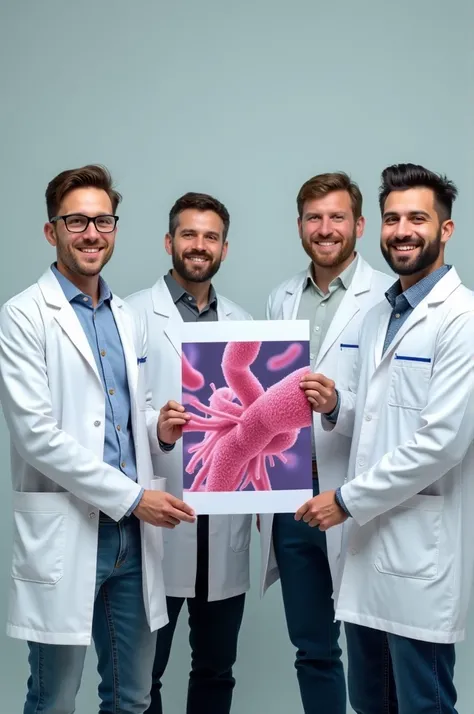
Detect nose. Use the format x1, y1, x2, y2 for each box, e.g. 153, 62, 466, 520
192, 234, 206, 251
318, 217, 333, 237
394, 217, 413, 240
82, 219, 101, 241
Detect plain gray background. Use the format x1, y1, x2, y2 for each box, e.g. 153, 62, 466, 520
1, 1, 473, 712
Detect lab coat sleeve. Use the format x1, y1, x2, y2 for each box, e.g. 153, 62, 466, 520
0, 304, 142, 521
341, 310, 474, 526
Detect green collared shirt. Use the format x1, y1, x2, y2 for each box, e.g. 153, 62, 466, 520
297, 254, 359, 364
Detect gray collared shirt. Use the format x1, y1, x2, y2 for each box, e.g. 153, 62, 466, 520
164, 270, 218, 322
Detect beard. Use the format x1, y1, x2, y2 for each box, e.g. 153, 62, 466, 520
381, 230, 442, 276
302, 231, 357, 268
172, 247, 223, 283
57, 240, 113, 277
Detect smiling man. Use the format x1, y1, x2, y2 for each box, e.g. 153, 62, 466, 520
298, 164, 474, 714
127, 192, 252, 714
259, 172, 392, 714
0, 165, 196, 714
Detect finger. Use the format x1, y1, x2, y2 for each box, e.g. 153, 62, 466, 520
163, 400, 186, 413
167, 499, 196, 520
159, 522, 176, 529
308, 517, 320, 528
295, 503, 310, 521
162, 416, 189, 427
164, 516, 180, 527
303, 385, 333, 399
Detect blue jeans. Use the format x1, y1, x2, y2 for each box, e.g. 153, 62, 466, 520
147, 593, 246, 714
345, 623, 458, 714
23, 515, 157, 714
272, 480, 346, 714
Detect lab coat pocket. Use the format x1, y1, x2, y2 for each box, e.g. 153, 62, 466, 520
230, 514, 252, 553
338, 343, 359, 388
11, 491, 69, 584
374, 494, 443, 580
388, 359, 431, 410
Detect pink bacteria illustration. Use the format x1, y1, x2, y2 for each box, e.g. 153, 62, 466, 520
266, 342, 303, 371
182, 340, 311, 492
182, 350, 205, 391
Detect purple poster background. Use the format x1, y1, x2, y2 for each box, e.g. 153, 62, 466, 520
182, 340, 312, 491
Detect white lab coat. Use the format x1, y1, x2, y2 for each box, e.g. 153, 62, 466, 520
259, 255, 393, 595
330, 267, 474, 644
0, 268, 168, 645
126, 277, 253, 601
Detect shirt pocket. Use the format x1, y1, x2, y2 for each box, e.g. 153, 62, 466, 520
374, 494, 443, 580
11, 491, 69, 584
388, 356, 431, 410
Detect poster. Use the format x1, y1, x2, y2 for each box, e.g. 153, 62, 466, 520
180, 320, 312, 514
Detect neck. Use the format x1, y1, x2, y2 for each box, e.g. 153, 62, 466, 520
56, 261, 101, 307
311, 252, 356, 294
171, 269, 212, 311
399, 259, 445, 292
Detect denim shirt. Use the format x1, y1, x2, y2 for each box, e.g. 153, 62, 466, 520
51, 265, 142, 514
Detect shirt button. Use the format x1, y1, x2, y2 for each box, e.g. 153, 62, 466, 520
315, 326, 320, 332
94, 420, 101, 427
116, 425, 121, 431
82, 296, 89, 302
109, 388, 115, 396
121, 461, 126, 469
187, 296, 193, 301
100, 349, 106, 357
395, 313, 401, 319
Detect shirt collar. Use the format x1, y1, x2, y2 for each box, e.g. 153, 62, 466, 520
304, 253, 359, 293
164, 270, 217, 308
51, 263, 111, 305
385, 264, 451, 309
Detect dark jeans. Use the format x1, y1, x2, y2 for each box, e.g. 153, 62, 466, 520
147, 516, 246, 714
345, 623, 458, 714
272, 480, 346, 714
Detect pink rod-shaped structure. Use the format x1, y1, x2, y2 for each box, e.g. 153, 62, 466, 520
267, 342, 303, 371
183, 339, 311, 492
182, 349, 205, 391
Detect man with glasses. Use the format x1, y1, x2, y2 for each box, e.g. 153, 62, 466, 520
0, 164, 195, 714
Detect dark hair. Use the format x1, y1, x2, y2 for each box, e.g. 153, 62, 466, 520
46, 164, 122, 219
297, 172, 363, 220
169, 192, 230, 240
379, 163, 458, 220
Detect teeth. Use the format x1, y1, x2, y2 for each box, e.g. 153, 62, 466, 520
188, 257, 207, 262
395, 245, 417, 252
316, 241, 336, 246
79, 248, 101, 253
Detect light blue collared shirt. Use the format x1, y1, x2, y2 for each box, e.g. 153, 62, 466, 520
51, 265, 142, 515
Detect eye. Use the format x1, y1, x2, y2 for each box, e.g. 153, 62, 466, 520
384, 216, 397, 225
332, 214, 344, 222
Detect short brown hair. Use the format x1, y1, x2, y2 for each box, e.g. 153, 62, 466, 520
169, 192, 230, 240
45, 164, 122, 219
297, 172, 363, 220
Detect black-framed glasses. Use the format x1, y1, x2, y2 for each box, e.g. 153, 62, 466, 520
50, 213, 119, 233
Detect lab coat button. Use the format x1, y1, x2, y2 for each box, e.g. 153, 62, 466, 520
357, 458, 365, 467
350, 548, 358, 555
94, 420, 101, 427
89, 511, 96, 519
365, 414, 372, 421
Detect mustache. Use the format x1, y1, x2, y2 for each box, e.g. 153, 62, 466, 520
387, 237, 423, 248
183, 251, 213, 260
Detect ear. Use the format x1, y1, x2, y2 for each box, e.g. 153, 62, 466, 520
355, 215, 366, 240
44, 221, 57, 247
221, 240, 229, 263
440, 219, 454, 246
164, 232, 173, 257
297, 217, 303, 241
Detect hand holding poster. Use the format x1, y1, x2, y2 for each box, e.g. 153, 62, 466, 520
180, 320, 313, 514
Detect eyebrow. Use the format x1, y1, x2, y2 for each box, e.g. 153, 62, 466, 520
304, 211, 347, 219
383, 210, 431, 219
180, 228, 220, 238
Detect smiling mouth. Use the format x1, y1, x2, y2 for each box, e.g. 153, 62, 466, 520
313, 240, 338, 247
185, 255, 210, 263
391, 244, 420, 253
77, 247, 104, 254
